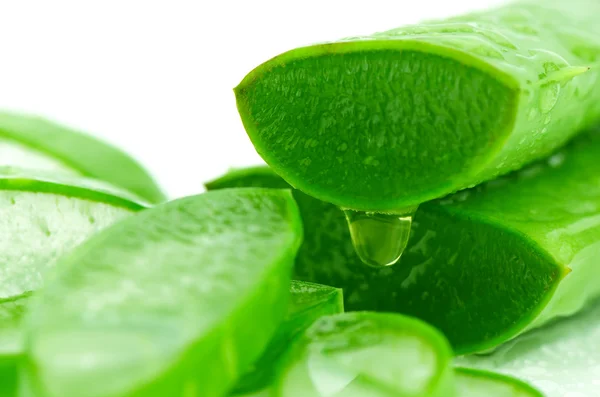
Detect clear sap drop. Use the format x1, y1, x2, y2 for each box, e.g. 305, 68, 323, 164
344, 207, 417, 268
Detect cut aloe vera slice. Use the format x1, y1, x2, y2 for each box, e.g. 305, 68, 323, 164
236, 0, 600, 211
233, 280, 344, 395
273, 312, 455, 397
21, 188, 303, 397
0, 111, 165, 203
455, 368, 543, 397
458, 301, 600, 397
0, 170, 143, 396
206, 128, 600, 354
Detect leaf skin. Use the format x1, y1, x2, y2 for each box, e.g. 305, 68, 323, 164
454, 368, 544, 397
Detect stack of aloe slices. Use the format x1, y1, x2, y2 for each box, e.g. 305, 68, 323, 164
2, 0, 600, 396
0, 111, 549, 397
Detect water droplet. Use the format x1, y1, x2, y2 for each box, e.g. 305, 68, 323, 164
548, 152, 566, 168
528, 108, 538, 121
343, 207, 417, 268
539, 83, 560, 114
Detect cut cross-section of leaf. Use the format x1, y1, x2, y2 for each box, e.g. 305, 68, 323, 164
233, 280, 344, 395
273, 312, 455, 397
236, 0, 600, 211
0, 111, 166, 203
21, 188, 303, 397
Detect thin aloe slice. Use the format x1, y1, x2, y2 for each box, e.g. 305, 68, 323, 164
236, 0, 600, 212
20, 188, 302, 397
0, 170, 144, 396
206, 128, 600, 354
273, 312, 455, 397
0, 111, 165, 203
455, 368, 543, 397
458, 300, 600, 397
233, 280, 344, 395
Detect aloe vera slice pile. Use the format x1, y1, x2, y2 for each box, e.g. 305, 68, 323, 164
0, 117, 550, 397
4, 0, 600, 395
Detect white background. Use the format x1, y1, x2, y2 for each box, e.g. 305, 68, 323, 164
0, 0, 504, 199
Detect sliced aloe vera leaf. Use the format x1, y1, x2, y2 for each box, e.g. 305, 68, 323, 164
21, 188, 303, 397
273, 312, 455, 397
455, 368, 543, 397
236, 0, 600, 212
233, 280, 344, 395
0, 111, 165, 203
0, 171, 143, 396
457, 300, 600, 397
206, 129, 600, 354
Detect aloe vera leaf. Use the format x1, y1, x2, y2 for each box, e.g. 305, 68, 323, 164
20, 188, 302, 397
0, 111, 166, 203
0, 171, 144, 396
235, 0, 600, 211
455, 368, 543, 397
457, 301, 600, 397
233, 280, 343, 395
272, 312, 455, 397
206, 129, 600, 354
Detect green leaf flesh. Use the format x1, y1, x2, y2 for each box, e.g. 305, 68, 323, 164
20, 188, 303, 397
236, 0, 600, 211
